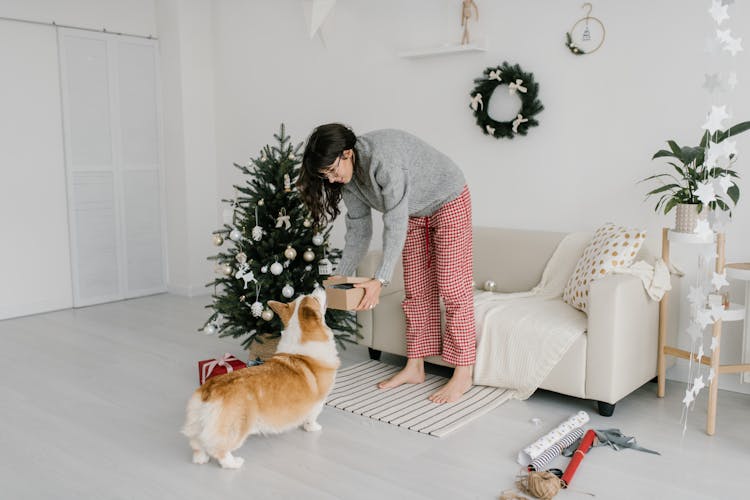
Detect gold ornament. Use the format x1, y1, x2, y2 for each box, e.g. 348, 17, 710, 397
212, 234, 224, 246
257, 199, 265, 206
284, 245, 297, 260
483, 280, 496, 292
303, 249, 315, 262
239, 295, 246, 302
222, 263, 233, 276
303, 218, 312, 228
261, 309, 274, 321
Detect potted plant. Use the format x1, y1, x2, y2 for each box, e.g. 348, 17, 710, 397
642, 121, 750, 232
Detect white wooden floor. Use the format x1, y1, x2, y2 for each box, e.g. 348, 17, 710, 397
1, 294, 748, 499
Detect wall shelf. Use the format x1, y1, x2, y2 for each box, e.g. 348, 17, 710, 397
398, 38, 487, 59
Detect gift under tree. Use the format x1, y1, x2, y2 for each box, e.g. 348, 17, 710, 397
201, 124, 358, 356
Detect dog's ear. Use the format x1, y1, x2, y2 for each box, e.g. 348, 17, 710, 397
268, 300, 294, 327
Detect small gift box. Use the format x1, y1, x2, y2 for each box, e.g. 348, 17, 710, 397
198, 353, 247, 385
322, 276, 369, 310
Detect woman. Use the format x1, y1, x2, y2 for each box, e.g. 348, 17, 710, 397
297, 124, 476, 404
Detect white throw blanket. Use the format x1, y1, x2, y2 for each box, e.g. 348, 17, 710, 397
472, 231, 671, 399
473, 232, 591, 399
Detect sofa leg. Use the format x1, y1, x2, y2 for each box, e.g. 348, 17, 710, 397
368, 348, 382, 361
597, 401, 616, 417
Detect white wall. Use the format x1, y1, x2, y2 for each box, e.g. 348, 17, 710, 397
0, 0, 157, 319
209, 0, 750, 393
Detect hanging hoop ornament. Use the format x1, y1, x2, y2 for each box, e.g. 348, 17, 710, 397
469, 61, 543, 139
565, 3, 605, 55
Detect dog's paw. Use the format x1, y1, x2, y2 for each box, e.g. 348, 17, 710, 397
219, 455, 244, 469
303, 421, 322, 432
192, 450, 210, 465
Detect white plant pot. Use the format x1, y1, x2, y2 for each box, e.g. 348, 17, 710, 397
674, 203, 706, 233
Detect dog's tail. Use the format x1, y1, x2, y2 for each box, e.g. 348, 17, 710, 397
181, 392, 221, 442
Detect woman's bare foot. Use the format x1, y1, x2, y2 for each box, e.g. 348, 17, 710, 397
429, 365, 473, 404
378, 358, 425, 389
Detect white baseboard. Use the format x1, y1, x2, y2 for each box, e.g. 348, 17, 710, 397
168, 283, 212, 297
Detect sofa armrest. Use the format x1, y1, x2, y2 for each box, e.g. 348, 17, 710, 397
585, 273, 659, 404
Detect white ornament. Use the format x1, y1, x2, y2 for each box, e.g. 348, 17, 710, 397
261, 309, 274, 321
687, 285, 707, 306
203, 324, 217, 335
303, 218, 312, 228
234, 263, 257, 289
282, 284, 295, 298
229, 228, 242, 241
318, 258, 332, 276
222, 263, 233, 276
312, 234, 324, 246
305, 265, 313, 271
708, 0, 729, 25
712, 271, 729, 291
702, 105, 729, 133
470, 93, 483, 111
284, 246, 297, 260
261, 265, 268, 273
270, 261, 283, 275
250, 301, 263, 317
682, 388, 695, 406
252, 226, 263, 241
276, 208, 291, 230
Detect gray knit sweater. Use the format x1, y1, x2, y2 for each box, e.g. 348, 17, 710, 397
335, 129, 466, 282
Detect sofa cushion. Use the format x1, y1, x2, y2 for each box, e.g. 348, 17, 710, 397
563, 223, 646, 314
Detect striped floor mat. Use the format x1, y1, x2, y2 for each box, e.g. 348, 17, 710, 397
325, 360, 513, 437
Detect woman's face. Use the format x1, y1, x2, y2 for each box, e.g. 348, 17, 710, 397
319, 149, 354, 184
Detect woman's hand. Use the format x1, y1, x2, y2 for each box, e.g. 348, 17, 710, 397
353, 279, 382, 311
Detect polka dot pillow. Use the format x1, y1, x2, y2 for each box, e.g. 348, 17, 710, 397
563, 224, 646, 314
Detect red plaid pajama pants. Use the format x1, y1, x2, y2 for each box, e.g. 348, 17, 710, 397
401, 185, 476, 366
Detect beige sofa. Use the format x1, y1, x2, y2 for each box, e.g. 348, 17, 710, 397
356, 226, 675, 416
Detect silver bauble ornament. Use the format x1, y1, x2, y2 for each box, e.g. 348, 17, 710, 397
284, 245, 297, 260
252, 226, 263, 241
203, 324, 217, 335
305, 265, 312, 271
229, 228, 242, 241
222, 263, 233, 276
261, 309, 274, 321
312, 233, 324, 246
303, 249, 315, 262
483, 280, 497, 292
212, 234, 224, 246
282, 284, 295, 298
270, 261, 283, 275
260, 265, 268, 273
250, 301, 263, 317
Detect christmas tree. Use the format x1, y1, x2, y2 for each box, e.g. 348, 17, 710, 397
201, 124, 358, 351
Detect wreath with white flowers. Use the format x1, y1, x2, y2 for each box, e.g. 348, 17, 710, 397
469, 62, 543, 139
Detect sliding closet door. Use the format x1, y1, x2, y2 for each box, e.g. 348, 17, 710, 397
59, 29, 165, 307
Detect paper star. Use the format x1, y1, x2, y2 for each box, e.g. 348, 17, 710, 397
694, 219, 713, 237
704, 142, 723, 167
702, 105, 730, 133
703, 73, 721, 93
710, 303, 725, 321
709, 0, 729, 25
712, 271, 729, 290
696, 344, 705, 364
708, 367, 716, 381
708, 207, 731, 232
723, 35, 743, 56
720, 139, 737, 158
710, 336, 719, 353
693, 375, 706, 394
682, 388, 695, 406
695, 181, 717, 204
696, 308, 715, 328
716, 29, 733, 43
712, 175, 732, 196
688, 285, 707, 306
727, 72, 738, 89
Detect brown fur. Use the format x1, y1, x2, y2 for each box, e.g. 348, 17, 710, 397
182, 292, 339, 468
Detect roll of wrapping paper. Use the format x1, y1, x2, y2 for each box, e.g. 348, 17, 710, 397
561, 429, 596, 488
528, 427, 584, 471
517, 411, 590, 465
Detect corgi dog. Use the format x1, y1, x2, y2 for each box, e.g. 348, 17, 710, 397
181, 288, 339, 469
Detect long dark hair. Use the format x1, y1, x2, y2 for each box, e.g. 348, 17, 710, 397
297, 123, 358, 228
